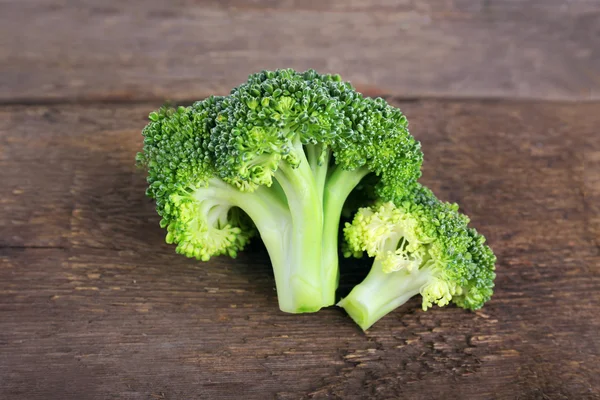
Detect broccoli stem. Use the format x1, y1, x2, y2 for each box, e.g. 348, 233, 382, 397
286, 144, 373, 308
338, 262, 432, 330
321, 166, 370, 303
273, 142, 326, 312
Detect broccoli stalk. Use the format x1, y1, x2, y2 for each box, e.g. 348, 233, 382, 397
339, 187, 496, 330
321, 166, 371, 301
138, 69, 423, 313
269, 142, 326, 311
338, 262, 433, 330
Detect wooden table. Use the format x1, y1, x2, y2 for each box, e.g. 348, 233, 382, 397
1, 2, 599, 399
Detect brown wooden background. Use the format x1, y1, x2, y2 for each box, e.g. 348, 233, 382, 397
1, 1, 599, 399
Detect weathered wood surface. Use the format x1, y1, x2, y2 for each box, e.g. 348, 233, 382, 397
1, 100, 599, 399
2, 0, 600, 103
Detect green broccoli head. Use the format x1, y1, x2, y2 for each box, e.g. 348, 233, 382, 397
137, 68, 425, 313
205, 69, 422, 198
339, 184, 496, 329
209, 69, 345, 191
137, 100, 256, 261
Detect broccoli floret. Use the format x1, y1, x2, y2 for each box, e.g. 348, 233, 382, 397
137, 69, 423, 313
338, 185, 496, 330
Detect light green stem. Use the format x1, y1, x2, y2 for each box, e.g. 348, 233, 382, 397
338, 262, 432, 330
321, 166, 370, 304
274, 145, 326, 312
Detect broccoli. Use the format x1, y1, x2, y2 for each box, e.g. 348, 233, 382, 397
137, 69, 423, 313
339, 185, 496, 330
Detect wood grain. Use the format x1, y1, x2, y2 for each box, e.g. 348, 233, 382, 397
1, 0, 599, 103
1, 100, 599, 399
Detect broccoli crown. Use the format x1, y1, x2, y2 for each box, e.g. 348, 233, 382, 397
137, 69, 423, 262
207, 69, 422, 198
344, 184, 496, 310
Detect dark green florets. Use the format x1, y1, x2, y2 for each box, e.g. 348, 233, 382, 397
408, 186, 496, 310
332, 96, 423, 201
139, 68, 423, 205
452, 227, 497, 309
137, 102, 214, 210
208, 69, 349, 190
198, 68, 422, 197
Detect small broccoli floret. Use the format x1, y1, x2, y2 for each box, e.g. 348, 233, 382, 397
137, 101, 260, 261
138, 69, 423, 313
338, 185, 496, 330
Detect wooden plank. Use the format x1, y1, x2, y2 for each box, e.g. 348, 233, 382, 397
1, 100, 600, 399
0, 106, 151, 248
1, 0, 599, 103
